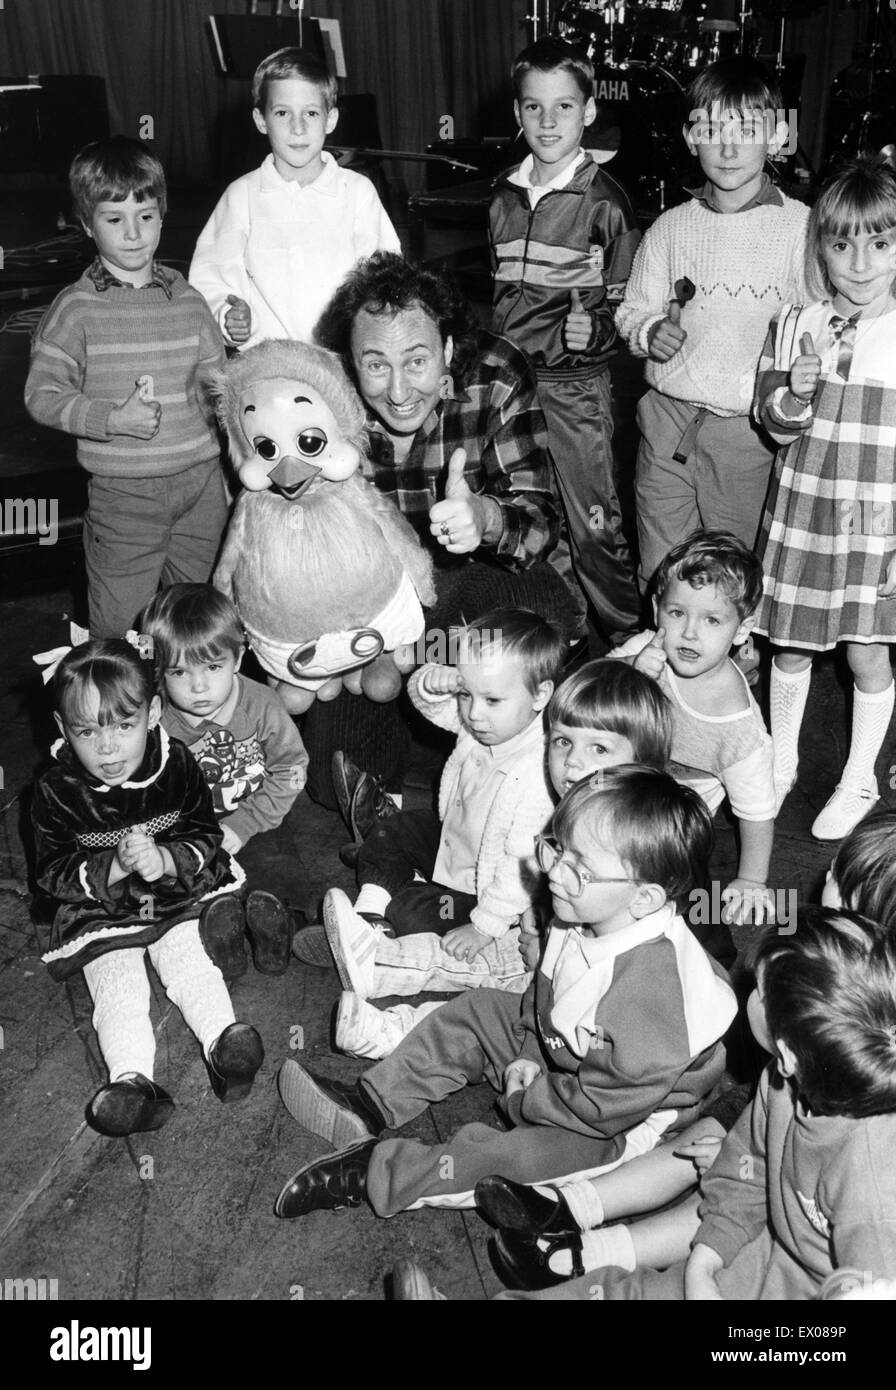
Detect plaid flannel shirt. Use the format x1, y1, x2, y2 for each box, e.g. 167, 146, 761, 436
363, 330, 559, 570
87, 257, 175, 299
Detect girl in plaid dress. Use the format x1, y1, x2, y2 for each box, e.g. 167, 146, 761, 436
755, 157, 896, 840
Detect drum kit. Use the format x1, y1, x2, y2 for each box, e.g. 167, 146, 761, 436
554, 0, 758, 73
824, 0, 896, 171
551, 0, 777, 213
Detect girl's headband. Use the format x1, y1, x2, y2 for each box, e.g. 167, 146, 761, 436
33, 623, 154, 685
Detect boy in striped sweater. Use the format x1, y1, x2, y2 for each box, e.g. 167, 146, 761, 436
25, 137, 228, 638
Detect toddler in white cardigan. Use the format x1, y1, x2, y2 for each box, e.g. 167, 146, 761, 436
318, 609, 566, 1053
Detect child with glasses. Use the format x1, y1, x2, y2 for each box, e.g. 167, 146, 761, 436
272, 765, 738, 1221
322, 658, 676, 1061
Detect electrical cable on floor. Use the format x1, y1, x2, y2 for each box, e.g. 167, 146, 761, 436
0, 307, 47, 333
2, 228, 84, 268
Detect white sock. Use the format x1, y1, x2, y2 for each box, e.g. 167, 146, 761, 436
770, 662, 812, 802
354, 884, 392, 918
841, 682, 895, 789
544, 1224, 637, 1277
559, 1181, 605, 1232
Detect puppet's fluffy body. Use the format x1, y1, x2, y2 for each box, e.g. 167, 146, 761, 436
212, 340, 435, 684
217, 474, 436, 643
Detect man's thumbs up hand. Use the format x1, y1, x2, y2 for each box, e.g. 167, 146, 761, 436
634, 627, 668, 680
430, 448, 492, 554
444, 447, 470, 498
563, 287, 593, 353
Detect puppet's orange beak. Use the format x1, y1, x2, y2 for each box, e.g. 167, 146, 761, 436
269, 456, 322, 501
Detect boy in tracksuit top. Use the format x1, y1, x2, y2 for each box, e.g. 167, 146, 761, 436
271, 767, 738, 1221
489, 37, 642, 646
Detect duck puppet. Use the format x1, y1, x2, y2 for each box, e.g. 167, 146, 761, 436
213, 340, 436, 713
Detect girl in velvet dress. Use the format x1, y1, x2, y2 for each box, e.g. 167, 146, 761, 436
32, 638, 264, 1137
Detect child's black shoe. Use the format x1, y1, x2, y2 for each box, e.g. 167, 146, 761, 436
474, 1173, 578, 1236
207, 1022, 264, 1102
199, 895, 248, 980
493, 1228, 585, 1290
275, 1138, 376, 1218
87, 1073, 175, 1137
244, 890, 292, 975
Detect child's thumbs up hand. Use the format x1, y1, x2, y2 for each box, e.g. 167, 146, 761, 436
224, 294, 252, 344
430, 448, 491, 554
634, 627, 668, 681
647, 310, 687, 362
788, 332, 821, 403
109, 380, 162, 439
563, 286, 593, 352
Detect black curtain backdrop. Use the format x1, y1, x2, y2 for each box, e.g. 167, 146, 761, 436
0, 0, 532, 195
0, 0, 881, 199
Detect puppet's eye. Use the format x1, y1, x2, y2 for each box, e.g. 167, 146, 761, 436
297, 428, 327, 458
253, 436, 280, 462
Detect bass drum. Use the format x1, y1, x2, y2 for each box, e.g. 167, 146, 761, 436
587, 63, 687, 217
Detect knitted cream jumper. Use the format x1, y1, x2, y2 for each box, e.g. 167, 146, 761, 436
408, 667, 554, 939
615, 195, 808, 416
25, 269, 224, 477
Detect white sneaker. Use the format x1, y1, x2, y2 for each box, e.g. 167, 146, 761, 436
322, 888, 380, 997
335, 992, 406, 1060
811, 779, 880, 841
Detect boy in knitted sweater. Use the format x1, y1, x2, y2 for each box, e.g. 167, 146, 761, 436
25, 137, 228, 638
318, 609, 566, 996
615, 58, 808, 586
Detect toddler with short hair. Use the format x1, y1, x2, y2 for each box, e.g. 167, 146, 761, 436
615, 529, 775, 924
141, 582, 308, 977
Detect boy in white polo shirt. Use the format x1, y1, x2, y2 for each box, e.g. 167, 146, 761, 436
189, 47, 399, 348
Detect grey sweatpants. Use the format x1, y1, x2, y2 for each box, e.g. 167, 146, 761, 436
634, 388, 775, 589
360, 989, 659, 1216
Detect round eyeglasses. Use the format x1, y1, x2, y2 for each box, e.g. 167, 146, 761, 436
534, 833, 635, 899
